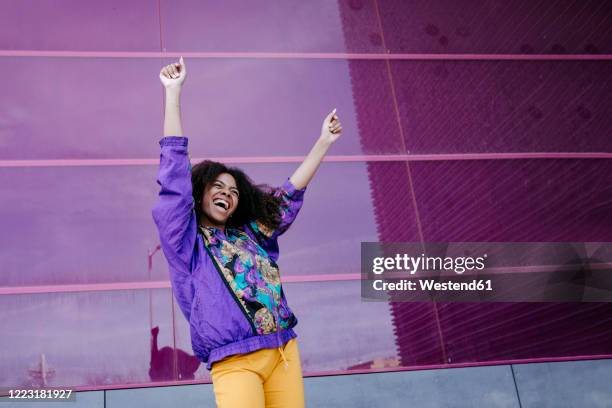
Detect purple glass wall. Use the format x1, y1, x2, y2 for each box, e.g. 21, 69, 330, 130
1, 0, 611, 391
339, 0, 612, 369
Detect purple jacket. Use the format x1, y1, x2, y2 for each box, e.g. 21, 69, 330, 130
152, 136, 305, 370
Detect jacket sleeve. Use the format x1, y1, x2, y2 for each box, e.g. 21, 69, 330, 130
247, 178, 306, 262
151, 136, 196, 322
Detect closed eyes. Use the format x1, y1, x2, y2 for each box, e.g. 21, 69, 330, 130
214, 182, 239, 197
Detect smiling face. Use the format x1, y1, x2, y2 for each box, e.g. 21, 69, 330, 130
200, 173, 239, 228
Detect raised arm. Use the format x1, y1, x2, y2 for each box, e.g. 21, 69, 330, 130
289, 108, 343, 189
154, 57, 191, 258
152, 57, 195, 322
249, 110, 343, 260
160, 56, 187, 136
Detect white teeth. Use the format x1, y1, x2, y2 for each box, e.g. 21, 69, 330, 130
213, 198, 229, 210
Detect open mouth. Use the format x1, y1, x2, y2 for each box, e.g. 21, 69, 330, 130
213, 198, 230, 212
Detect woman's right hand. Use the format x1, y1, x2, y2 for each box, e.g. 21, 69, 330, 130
159, 56, 187, 89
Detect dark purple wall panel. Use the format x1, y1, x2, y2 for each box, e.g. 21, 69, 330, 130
377, 0, 612, 54
348, 60, 407, 154
340, 1, 612, 375
411, 159, 612, 242
438, 302, 612, 364
404, 159, 612, 363
385, 159, 612, 364
392, 61, 612, 154
337, 0, 386, 53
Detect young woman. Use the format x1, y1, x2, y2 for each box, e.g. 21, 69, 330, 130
152, 57, 342, 408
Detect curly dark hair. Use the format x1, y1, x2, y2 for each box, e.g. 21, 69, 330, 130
191, 160, 282, 231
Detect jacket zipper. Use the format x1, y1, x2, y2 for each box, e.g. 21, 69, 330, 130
199, 231, 258, 335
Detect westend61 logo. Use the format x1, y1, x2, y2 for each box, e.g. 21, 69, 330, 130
361, 242, 612, 302
372, 253, 487, 275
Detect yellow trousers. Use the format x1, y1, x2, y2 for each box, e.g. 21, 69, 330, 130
210, 338, 305, 408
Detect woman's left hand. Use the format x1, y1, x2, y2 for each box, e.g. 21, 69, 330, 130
319, 108, 343, 145
290, 108, 343, 189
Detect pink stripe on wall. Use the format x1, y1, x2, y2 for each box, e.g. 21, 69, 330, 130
0, 274, 361, 295
1, 152, 612, 168
1, 50, 611, 60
